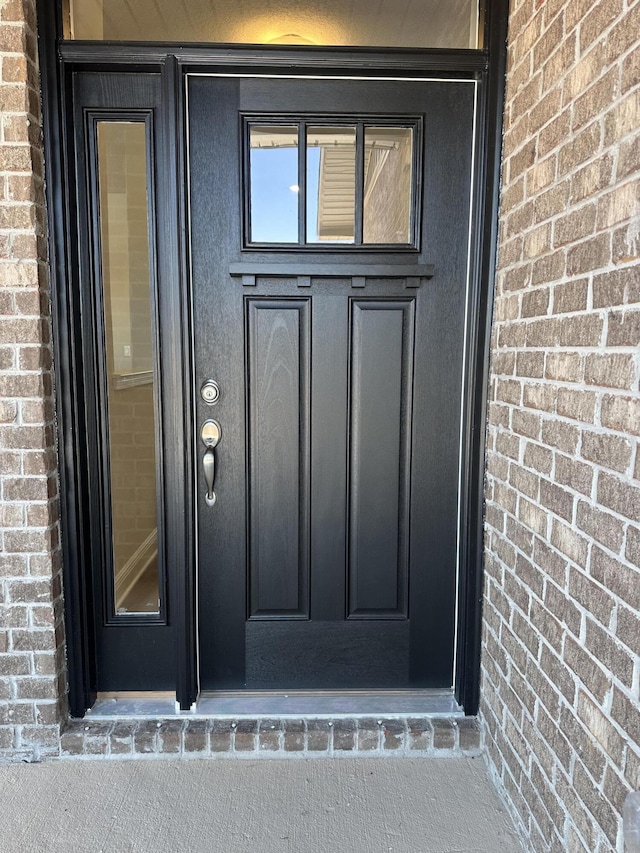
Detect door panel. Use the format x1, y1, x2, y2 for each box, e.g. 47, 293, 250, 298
247, 297, 310, 619
189, 75, 475, 690
348, 298, 414, 618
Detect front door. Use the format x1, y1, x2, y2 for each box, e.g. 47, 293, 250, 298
189, 75, 475, 691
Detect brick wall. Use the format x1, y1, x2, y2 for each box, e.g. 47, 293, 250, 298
0, 0, 65, 758
482, 0, 640, 851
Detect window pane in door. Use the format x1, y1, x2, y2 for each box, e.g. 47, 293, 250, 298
306, 126, 356, 244
363, 127, 414, 244
66, 0, 482, 48
249, 125, 299, 244
97, 121, 161, 615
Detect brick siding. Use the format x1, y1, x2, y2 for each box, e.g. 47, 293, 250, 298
0, 0, 65, 758
482, 1, 640, 851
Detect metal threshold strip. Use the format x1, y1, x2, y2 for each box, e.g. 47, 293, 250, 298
87, 689, 462, 719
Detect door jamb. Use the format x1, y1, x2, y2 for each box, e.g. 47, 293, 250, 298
36, 0, 508, 716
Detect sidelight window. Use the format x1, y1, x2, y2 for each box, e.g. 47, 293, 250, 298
94, 118, 164, 619
247, 119, 420, 249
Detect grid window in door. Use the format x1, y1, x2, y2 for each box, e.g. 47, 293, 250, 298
246, 118, 421, 249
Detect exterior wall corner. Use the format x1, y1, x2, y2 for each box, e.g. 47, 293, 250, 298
0, 0, 67, 760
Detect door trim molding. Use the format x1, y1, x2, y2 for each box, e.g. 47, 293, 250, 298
59, 42, 490, 74
36, 0, 509, 716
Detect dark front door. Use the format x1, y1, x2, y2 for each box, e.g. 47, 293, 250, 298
189, 75, 475, 691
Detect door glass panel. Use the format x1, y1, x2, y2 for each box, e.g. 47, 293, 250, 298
96, 121, 160, 616
249, 125, 299, 244
363, 127, 414, 244
66, 0, 482, 48
307, 126, 356, 244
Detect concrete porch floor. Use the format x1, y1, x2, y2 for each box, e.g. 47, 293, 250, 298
0, 756, 523, 852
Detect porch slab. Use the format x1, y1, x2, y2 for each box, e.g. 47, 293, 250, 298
0, 757, 524, 852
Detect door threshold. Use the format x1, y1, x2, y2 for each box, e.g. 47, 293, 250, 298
196, 689, 462, 717
85, 689, 462, 719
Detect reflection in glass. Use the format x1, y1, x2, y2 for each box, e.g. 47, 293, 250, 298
307, 127, 356, 243
250, 126, 299, 243
97, 121, 160, 615
363, 127, 413, 244
67, 0, 481, 49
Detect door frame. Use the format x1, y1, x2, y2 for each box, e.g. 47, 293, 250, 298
36, 0, 509, 716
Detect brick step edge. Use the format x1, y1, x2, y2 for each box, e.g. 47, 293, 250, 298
54, 716, 483, 760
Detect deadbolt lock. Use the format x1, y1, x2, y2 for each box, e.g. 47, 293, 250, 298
200, 380, 220, 405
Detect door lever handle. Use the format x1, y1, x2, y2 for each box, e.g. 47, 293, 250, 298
201, 419, 221, 507
203, 447, 216, 506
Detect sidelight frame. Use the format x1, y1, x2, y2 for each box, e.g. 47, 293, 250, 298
36, 0, 508, 716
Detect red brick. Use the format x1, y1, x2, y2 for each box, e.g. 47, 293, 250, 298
552, 280, 589, 314
626, 527, 640, 570
576, 501, 624, 552
584, 353, 636, 390
555, 455, 593, 496
522, 288, 550, 318
551, 518, 589, 567
545, 351, 583, 382
580, 431, 632, 474
516, 351, 545, 378
541, 419, 580, 454
558, 122, 601, 177
524, 441, 554, 475
554, 203, 596, 247
525, 317, 560, 347
534, 182, 570, 223
617, 134, 640, 182
607, 310, 640, 348
566, 233, 611, 275
557, 388, 597, 423
603, 89, 640, 147
597, 472, 640, 519
570, 155, 614, 204
598, 182, 640, 231
600, 395, 640, 436
573, 69, 619, 130
580, 0, 624, 51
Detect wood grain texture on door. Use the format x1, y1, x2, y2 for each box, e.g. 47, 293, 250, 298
247, 298, 310, 618
189, 75, 475, 690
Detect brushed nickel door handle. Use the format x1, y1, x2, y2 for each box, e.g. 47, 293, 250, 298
201, 419, 221, 507
203, 448, 216, 506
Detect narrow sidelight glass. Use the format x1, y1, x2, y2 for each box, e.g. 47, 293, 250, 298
306, 126, 357, 244
249, 125, 299, 243
363, 127, 414, 244
96, 121, 161, 615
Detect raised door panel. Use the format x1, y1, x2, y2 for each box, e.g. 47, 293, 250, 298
348, 298, 414, 618
247, 298, 310, 618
